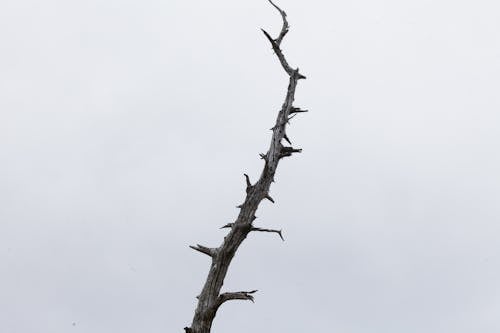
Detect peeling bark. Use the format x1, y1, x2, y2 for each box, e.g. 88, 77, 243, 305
185, 2, 307, 332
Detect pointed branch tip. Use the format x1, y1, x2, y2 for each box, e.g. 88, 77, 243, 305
244, 173, 252, 191
265, 194, 275, 203
189, 244, 216, 257
290, 107, 309, 114
217, 290, 258, 306
283, 134, 292, 145
282, 146, 302, 154
261, 29, 276, 47
251, 227, 284, 241
267, 0, 289, 46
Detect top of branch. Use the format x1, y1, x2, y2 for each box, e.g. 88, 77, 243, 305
262, 1, 306, 79
268, 0, 289, 46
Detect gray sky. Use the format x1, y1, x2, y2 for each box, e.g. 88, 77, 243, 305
1, 0, 500, 332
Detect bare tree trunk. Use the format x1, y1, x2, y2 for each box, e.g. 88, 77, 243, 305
184, 2, 307, 332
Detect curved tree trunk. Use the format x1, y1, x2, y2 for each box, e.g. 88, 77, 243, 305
184, 2, 307, 332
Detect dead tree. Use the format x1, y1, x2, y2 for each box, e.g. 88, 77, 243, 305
184, 2, 307, 332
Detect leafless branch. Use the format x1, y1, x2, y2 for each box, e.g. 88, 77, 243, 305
251, 227, 284, 241
290, 107, 309, 114
185, 2, 307, 332
216, 290, 258, 307
189, 244, 217, 258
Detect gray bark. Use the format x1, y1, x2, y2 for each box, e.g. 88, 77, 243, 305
184, 2, 306, 332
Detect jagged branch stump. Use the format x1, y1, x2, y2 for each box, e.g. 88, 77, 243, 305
185, 1, 307, 332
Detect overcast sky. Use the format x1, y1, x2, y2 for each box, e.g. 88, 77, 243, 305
1, 0, 500, 332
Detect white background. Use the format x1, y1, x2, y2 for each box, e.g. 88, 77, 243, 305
1, 0, 500, 332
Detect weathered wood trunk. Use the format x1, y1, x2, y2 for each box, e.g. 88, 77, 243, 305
184, 2, 307, 332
